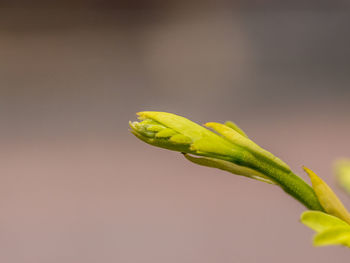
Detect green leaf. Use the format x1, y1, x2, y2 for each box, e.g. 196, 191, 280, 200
313, 227, 350, 247
301, 211, 350, 232
303, 166, 350, 224
224, 121, 248, 138
205, 122, 291, 172
301, 211, 350, 248
183, 154, 276, 184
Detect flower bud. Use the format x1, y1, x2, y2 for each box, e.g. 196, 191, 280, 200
129, 111, 245, 163
129, 111, 324, 211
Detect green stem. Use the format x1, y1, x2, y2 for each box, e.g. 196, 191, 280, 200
251, 159, 324, 211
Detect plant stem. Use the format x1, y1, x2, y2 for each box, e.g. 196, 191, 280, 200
250, 159, 324, 211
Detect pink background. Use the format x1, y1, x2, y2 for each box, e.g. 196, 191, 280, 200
1, 1, 350, 262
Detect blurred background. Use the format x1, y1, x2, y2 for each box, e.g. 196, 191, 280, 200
1, 1, 350, 262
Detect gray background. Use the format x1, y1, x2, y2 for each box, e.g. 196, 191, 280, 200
1, 1, 350, 262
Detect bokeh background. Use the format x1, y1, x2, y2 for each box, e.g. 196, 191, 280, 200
1, 1, 350, 262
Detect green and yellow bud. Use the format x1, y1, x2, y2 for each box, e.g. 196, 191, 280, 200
129, 111, 323, 211
129, 111, 246, 163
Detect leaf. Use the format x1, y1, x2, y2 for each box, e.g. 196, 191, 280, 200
224, 121, 248, 138
303, 166, 350, 224
183, 154, 277, 184
313, 227, 350, 247
300, 211, 350, 232
205, 122, 291, 172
